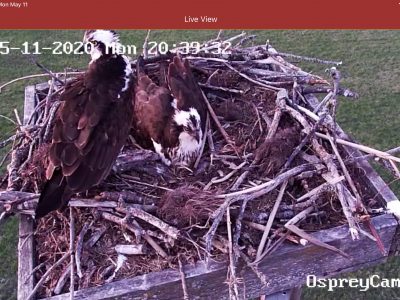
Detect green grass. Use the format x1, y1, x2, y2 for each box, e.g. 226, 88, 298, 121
0, 30, 399, 299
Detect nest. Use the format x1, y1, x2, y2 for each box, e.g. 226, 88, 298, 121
1, 32, 396, 298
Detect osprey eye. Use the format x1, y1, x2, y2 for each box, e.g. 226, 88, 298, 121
92, 40, 98, 46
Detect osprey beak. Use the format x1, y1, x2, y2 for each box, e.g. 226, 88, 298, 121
195, 129, 201, 143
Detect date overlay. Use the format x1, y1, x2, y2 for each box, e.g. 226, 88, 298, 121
0, 1, 28, 8
0, 41, 232, 56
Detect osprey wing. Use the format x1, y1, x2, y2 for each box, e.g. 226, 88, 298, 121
167, 57, 206, 120
134, 74, 178, 146
36, 77, 132, 217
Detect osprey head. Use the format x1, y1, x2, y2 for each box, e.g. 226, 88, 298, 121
174, 108, 202, 143
82, 29, 121, 61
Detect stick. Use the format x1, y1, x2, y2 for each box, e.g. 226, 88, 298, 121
199, 83, 244, 94
301, 86, 359, 98
315, 132, 400, 163
178, 257, 190, 300
0, 72, 83, 92
282, 112, 327, 170
285, 206, 315, 226
326, 132, 363, 207
26, 251, 71, 300
285, 224, 351, 259
101, 212, 168, 258
296, 179, 342, 203
204, 161, 246, 190
217, 164, 314, 199
204, 164, 314, 253
237, 249, 268, 287
256, 180, 288, 259
200, 90, 233, 145
54, 264, 71, 295
33, 60, 65, 86
116, 206, 180, 239
75, 222, 90, 278
142, 30, 151, 59
226, 207, 240, 300
285, 105, 360, 239
269, 50, 342, 66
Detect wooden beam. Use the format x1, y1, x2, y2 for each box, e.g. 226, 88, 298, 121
18, 214, 35, 300
44, 214, 397, 300
17, 85, 37, 300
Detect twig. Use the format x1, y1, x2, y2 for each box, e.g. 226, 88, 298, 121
285, 224, 351, 259
178, 257, 190, 300
315, 132, 400, 163
199, 83, 244, 94
217, 164, 314, 200
0, 72, 81, 92
54, 264, 71, 295
286, 206, 314, 225
13, 109, 22, 126
326, 132, 363, 208
301, 86, 359, 98
282, 112, 327, 170
233, 198, 249, 248
75, 222, 90, 278
26, 251, 71, 300
296, 179, 342, 203
204, 164, 314, 253
142, 30, 151, 59
285, 105, 360, 239
269, 50, 342, 66
0, 134, 16, 149
101, 212, 168, 258
116, 206, 180, 239
256, 180, 288, 259
0, 114, 17, 125
33, 60, 65, 85
43, 101, 60, 143
205, 161, 246, 190
200, 90, 233, 145
226, 207, 240, 300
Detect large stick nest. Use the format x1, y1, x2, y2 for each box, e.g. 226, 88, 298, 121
0, 32, 391, 298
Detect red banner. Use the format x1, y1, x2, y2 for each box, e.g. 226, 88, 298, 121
0, 0, 399, 28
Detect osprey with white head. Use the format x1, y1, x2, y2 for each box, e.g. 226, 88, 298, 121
83, 29, 123, 62
35, 30, 134, 218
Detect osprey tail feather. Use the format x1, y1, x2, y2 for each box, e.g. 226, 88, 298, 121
35, 169, 70, 219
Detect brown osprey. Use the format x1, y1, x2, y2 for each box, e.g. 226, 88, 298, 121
132, 56, 206, 166
35, 30, 134, 218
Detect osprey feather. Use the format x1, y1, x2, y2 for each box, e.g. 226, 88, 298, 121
132, 56, 207, 166
35, 30, 134, 218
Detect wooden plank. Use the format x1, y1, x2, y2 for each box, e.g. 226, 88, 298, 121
18, 85, 37, 300
44, 214, 397, 300
18, 214, 35, 300
17, 84, 398, 300
266, 287, 301, 300
23, 85, 36, 125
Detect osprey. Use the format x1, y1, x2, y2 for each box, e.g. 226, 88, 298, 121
133, 56, 206, 166
35, 30, 134, 218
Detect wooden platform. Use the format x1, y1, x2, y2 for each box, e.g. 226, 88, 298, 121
14, 83, 400, 300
